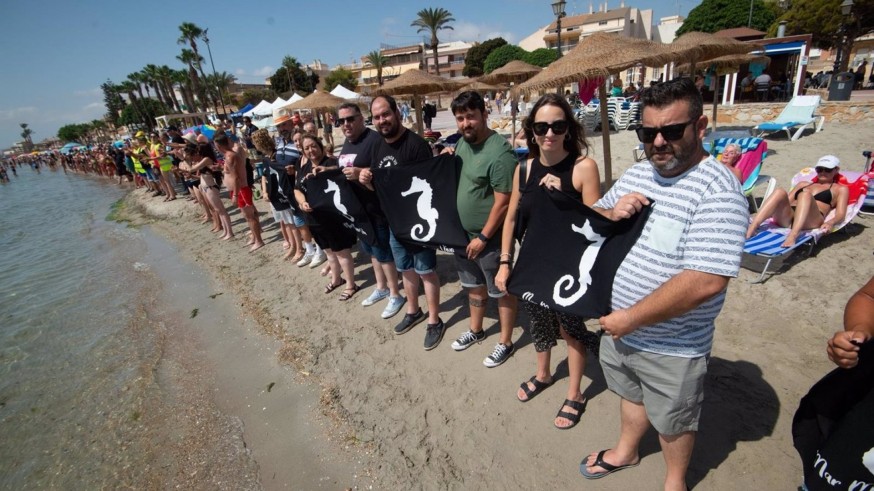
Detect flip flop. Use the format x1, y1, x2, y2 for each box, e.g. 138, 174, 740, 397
338, 284, 360, 301
517, 376, 553, 402
555, 398, 586, 430
324, 282, 343, 294
580, 449, 640, 479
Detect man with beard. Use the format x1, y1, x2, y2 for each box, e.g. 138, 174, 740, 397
275, 108, 324, 267
357, 96, 445, 349
579, 78, 748, 490
334, 102, 407, 321
445, 91, 517, 367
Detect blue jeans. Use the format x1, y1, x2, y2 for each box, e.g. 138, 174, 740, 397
358, 220, 394, 263
389, 230, 436, 275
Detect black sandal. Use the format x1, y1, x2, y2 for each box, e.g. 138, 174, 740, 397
555, 398, 587, 430
324, 282, 343, 294
517, 376, 553, 402
338, 284, 360, 301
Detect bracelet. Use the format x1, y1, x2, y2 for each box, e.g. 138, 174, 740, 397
499, 253, 512, 259
477, 232, 489, 242
499, 260, 512, 266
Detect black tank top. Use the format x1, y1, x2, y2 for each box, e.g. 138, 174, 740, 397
517, 153, 582, 236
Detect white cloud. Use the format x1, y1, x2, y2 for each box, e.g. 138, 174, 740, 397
252, 65, 274, 77
444, 21, 516, 44
235, 68, 246, 76
0, 106, 37, 121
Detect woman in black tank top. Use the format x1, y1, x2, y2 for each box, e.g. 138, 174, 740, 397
494, 93, 603, 429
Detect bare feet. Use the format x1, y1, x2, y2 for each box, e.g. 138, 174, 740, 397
781, 234, 797, 248
320, 265, 331, 277
220, 234, 234, 241
283, 248, 297, 260
249, 242, 265, 253
282, 241, 291, 250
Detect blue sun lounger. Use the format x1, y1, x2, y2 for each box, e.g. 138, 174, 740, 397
752, 95, 825, 141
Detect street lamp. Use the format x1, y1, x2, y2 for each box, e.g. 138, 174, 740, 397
833, 0, 854, 73
202, 28, 228, 118
552, 0, 566, 58
305, 66, 314, 92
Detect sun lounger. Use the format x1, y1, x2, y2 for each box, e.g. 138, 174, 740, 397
743, 168, 870, 283
752, 95, 825, 141
711, 137, 776, 211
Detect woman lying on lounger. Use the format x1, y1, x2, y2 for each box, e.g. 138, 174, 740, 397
746, 155, 849, 247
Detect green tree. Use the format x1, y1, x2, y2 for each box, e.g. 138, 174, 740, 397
365, 50, 389, 86
269, 58, 316, 95
118, 98, 169, 130
411, 7, 455, 75
101, 79, 126, 125
323, 68, 358, 92
57, 123, 90, 143
126, 72, 146, 100
524, 48, 560, 67
235, 88, 277, 107
677, 0, 777, 35
462, 37, 507, 77
771, 0, 874, 70
204, 71, 236, 105
177, 22, 208, 82
177, 49, 207, 111
483, 44, 528, 73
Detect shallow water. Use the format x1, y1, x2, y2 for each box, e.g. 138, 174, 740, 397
0, 168, 355, 489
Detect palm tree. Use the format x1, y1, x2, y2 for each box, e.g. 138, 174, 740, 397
143, 64, 168, 107
118, 80, 139, 105
282, 56, 301, 93
365, 50, 389, 86
177, 22, 210, 84
159, 65, 182, 112
127, 72, 146, 100
171, 69, 197, 113
411, 7, 455, 76
177, 49, 207, 111
206, 71, 236, 104
20, 123, 34, 151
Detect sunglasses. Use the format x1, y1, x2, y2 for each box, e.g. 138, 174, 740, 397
815, 166, 836, 173
337, 115, 359, 125
635, 118, 697, 143
532, 120, 569, 136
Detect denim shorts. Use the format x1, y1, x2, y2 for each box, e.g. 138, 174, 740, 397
143, 167, 157, 182
455, 239, 504, 298
389, 230, 436, 275
358, 220, 394, 263
292, 209, 306, 228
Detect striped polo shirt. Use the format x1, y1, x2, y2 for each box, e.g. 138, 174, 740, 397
595, 156, 749, 357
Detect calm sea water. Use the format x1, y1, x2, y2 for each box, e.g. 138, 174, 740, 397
0, 167, 261, 488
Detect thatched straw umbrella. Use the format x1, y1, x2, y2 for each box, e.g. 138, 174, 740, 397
515, 33, 676, 188
375, 69, 464, 135
477, 60, 543, 149
460, 80, 503, 93
282, 90, 351, 113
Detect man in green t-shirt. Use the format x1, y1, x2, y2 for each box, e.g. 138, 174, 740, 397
448, 90, 519, 368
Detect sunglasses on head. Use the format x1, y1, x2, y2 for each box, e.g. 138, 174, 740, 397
337, 115, 359, 124
532, 120, 569, 136
815, 166, 836, 173
635, 118, 698, 143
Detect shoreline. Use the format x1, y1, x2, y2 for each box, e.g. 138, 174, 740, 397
118, 119, 873, 489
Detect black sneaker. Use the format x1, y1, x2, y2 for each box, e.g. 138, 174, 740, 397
394, 308, 425, 335
423, 319, 447, 351
483, 343, 515, 368
451, 329, 486, 351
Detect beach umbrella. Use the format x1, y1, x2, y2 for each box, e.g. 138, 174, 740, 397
477, 60, 544, 150
282, 90, 350, 113
375, 69, 465, 136
515, 33, 676, 188
459, 79, 503, 93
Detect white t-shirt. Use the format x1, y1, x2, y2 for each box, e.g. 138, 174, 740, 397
754, 73, 772, 85
595, 156, 749, 357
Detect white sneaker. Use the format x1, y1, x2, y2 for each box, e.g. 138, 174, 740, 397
309, 252, 327, 268
296, 251, 314, 267
362, 288, 390, 307
381, 296, 406, 319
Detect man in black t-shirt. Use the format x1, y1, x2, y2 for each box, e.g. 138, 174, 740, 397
357, 96, 446, 350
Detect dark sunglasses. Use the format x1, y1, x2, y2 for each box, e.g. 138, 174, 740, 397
532, 120, 569, 136
635, 118, 697, 143
815, 166, 836, 173
337, 115, 359, 124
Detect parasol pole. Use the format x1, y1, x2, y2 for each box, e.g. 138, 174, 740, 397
598, 82, 613, 189
413, 95, 424, 136
711, 68, 720, 132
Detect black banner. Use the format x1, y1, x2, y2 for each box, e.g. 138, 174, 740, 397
371, 154, 470, 254
507, 186, 651, 319
304, 168, 376, 246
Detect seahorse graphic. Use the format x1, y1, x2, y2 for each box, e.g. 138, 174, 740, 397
553, 220, 606, 307
324, 180, 354, 222
401, 176, 439, 241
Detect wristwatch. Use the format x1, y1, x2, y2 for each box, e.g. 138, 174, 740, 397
477, 232, 489, 242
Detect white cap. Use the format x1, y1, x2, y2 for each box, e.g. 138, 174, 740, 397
816, 155, 840, 169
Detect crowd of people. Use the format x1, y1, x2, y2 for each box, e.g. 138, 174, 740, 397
10, 77, 871, 490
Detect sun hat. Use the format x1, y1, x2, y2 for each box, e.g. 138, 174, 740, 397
182, 133, 197, 144
274, 108, 293, 125
816, 155, 840, 169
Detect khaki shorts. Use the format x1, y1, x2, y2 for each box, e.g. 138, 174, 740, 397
599, 336, 708, 435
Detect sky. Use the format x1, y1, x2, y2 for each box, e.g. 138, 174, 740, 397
0, 0, 693, 149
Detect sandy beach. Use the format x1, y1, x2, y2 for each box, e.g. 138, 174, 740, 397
120, 115, 874, 489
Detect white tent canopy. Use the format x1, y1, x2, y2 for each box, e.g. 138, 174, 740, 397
329, 85, 363, 100
243, 100, 273, 118
269, 97, 287, 112
286, 92, 304, 104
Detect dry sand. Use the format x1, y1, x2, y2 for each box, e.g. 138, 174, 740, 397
122, 117, 874, 490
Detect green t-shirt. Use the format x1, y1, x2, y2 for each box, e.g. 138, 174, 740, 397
454, 131, 516, 235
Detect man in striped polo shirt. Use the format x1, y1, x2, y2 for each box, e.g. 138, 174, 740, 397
581, 78, 749, 490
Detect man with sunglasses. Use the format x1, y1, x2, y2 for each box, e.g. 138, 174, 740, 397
581, 78, 748, 489
447, 90, 518, 368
